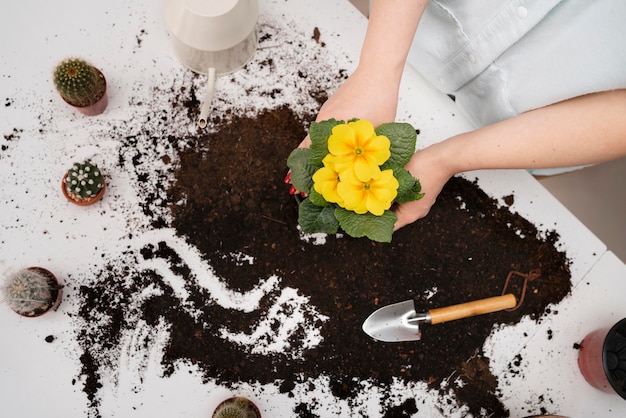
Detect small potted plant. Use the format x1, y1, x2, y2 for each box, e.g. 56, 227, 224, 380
53, 57, 108, 116
212, 396, 261, 418
1, 267, 63, 317
287, 118, 423, 242
61, 160, 106, 206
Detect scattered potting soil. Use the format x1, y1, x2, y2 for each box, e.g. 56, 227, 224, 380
69, 17, 572, 418
165, 107, 571, 417
78, 107, 571, 417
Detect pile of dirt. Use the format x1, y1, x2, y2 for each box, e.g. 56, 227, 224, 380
162, 106, 570, 416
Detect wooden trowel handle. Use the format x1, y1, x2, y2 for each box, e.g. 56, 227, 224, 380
428, 294, 517, 325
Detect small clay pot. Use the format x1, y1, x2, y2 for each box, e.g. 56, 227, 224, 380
212, 396, 261, 418
578, 318, 626, 400
62, 173, 106, 206
60, 69, 108, 116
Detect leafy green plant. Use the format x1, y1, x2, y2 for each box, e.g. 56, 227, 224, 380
287, 118, 423, 242
212, 397, 261, 418
53, 58, 106, 107
63, 161, 105, 203
1, 267, 61, 317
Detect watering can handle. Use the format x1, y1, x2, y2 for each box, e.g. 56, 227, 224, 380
428, 294, 517, 325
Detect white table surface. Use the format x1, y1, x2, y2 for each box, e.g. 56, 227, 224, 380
497, 251, 626, 417
0, 0, 622, 416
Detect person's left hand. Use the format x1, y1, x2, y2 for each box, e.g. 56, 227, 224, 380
393, 143, 454, 230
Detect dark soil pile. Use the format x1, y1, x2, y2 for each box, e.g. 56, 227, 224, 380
160, 106, 571, 416
75, 104, 571, 418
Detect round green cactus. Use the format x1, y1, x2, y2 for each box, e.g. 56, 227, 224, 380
212, 397, 261, 418
64, 161, 105, 200
53, 58, 106, 107
1, 267, 61, 317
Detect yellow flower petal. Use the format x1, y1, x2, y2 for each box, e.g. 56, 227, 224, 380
338, 184, 368, 213
336, 169, 399, 216
350, 119, 376, 140
328, 124, 356, 155
364, 134, 391, 165
353, 155, 381, 182
325, 119, 391, 183
365, 170, 399, 215
312, 165, 342, 204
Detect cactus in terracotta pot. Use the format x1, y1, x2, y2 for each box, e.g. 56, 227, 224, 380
62, 160, 106, 205
53, 58, 107, 115
1, 267, 62, 317
212, 397, 261, 418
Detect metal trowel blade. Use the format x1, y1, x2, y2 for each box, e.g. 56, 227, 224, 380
362, 300, 423, 342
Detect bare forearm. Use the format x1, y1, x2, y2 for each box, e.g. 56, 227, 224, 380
359, 0, 428, 83
307, 0, 428, 133
436, 89, 626, 175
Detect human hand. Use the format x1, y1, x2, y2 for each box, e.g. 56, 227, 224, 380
393, 143, 454, 230
297, 65, 401, 149
289, 65, 402, 196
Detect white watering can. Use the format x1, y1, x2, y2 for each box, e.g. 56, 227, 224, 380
164, 0, 259, 127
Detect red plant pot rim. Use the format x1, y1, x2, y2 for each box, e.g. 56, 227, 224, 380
61, 173, 106, 206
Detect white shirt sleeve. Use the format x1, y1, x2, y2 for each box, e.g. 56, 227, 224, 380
408, 0, 626, 128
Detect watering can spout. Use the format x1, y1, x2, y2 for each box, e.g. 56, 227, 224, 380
198, 67, 216, 128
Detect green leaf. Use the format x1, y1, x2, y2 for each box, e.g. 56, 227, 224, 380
376, 123, 417, 168
287, 148, 316, 193
334, 207, 397, 243
308, 186, 329, 207
308, 119, 343, 166
393, 167, 424, 204
298, 198, 339, 234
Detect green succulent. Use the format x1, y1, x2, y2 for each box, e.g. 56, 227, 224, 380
1, 268, 61, 317
64, 161, 105, 200
213, 397, 260, 418
53, 58, 106, 107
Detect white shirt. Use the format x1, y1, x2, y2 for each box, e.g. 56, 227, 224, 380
408, 0, 626, 128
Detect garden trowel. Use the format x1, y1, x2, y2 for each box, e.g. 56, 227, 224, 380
362, 294, 517, 342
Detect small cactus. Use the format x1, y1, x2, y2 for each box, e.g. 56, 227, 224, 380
64, 161, 105, 202
1, 267, 62, 317
53, 58, 106, 107
212, 397, 261, 418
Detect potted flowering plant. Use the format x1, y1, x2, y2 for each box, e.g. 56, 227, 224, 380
287, 118, 423, 242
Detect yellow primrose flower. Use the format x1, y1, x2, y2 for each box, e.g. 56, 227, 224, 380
327, 120, 391, 182
337, 169, 399, 216
312, 156, 343, 204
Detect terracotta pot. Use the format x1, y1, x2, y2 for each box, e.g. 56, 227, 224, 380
62, 173, 106, 206
60, 69, 108, 116
18, 267, 63, 318
212, 396, 261, 418
578, 318, 626, 400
